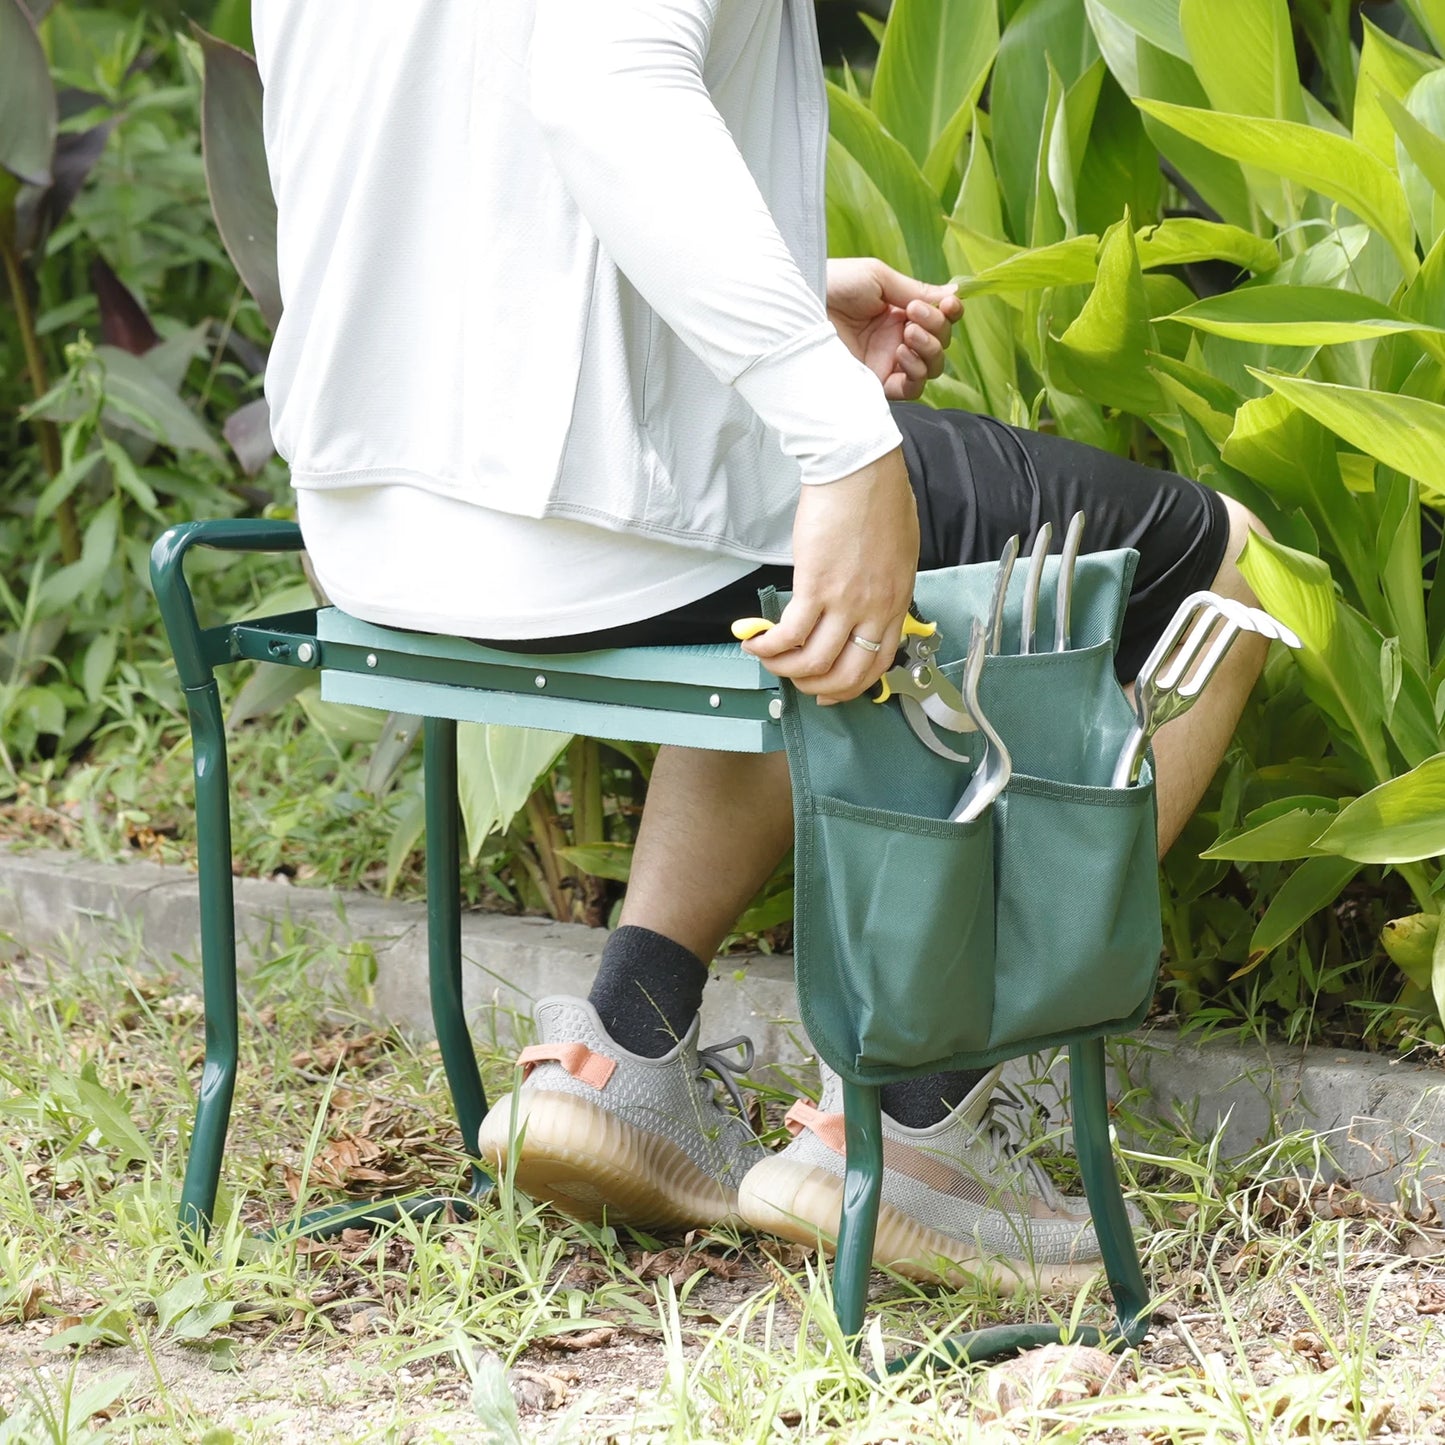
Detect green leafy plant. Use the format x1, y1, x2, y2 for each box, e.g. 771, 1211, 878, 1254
820, 0, 1445, 1036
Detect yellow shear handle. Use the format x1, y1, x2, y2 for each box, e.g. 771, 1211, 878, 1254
730, 613, 934, 644
730, 613, 935, 704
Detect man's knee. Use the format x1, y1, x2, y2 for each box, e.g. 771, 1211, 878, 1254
1210, 494, 1269, 605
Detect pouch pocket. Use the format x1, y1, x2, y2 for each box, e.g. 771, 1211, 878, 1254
798, 795, 996, 1072
989, 771, 1161, 1050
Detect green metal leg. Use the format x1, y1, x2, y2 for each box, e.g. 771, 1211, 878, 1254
1069, 1036, 1150, 1347
834, 1081, 883, 1340
178, 681, 238, 1244
882, 1038, 1152, 1374
424, 717, 491, 1197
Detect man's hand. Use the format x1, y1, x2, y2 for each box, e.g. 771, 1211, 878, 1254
742, 448, 918, 703
827, 258, 963, 401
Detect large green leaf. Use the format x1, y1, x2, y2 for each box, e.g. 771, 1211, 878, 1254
872, 0, 998, 169
1050, 213, 1161, 413
0, 0, 56, 191
31, 346, 225, 461
947, 227, 1099, 300
1179, 0, 1304, 124
457, 724, 570, 863
1354, 18, 1441, 169
1135, 40, 1253, 229
1076, 70, 1162, 233
1178, 0, 1302, 224
1250, 369, 1445, 508
1086, 0, 1188, 61
1238, 533, 1393, 785
1134, 218, 1278, 273
991, 0, 1098, 239
197, 27, 281, 329
1202, 806, 1337, 861
826, 137, 910, 274
1381, 76, 1445, 250
1136, 100, 1419, 277
1314, 753, 1445, 863
826, 84, 947, 281
1403, 0, 1445, 56
1242, 855, 1363, 971
1164, 285, 1445, 352
946, 128, 1017, 415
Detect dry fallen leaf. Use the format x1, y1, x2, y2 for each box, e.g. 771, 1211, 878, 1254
537, 1326, 615, 1352
974, 1344, 1132, 1422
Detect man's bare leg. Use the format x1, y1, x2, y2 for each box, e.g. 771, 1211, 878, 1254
623, 498, 1269, 960
618, 746, 793, 962
1149, 497, 1268, 854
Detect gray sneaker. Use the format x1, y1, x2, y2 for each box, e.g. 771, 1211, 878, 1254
477, 996, 761, 1229
736, 1063, 1105, 1292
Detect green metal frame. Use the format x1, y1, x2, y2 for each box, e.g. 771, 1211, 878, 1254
150, 518, 1150, 1366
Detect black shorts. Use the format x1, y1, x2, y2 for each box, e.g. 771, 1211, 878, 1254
486, 404, 1231, 682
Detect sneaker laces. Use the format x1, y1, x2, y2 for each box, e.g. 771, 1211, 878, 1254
984, 1080, 1068, 1210
695, 1035, 755, 1120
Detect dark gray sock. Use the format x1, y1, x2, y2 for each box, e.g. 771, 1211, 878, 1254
880, 1069, 990, 1129
587, 925, 709, 1058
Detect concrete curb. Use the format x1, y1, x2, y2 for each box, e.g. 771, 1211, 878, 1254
3, 846, 1443, 1206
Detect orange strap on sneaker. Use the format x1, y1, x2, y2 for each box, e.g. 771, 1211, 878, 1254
784, 1098, 846, 1156
517, 1042, 616, 1090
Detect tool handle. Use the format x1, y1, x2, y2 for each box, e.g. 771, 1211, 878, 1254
1110, 722, 1147, 789
731, 613, 936, 645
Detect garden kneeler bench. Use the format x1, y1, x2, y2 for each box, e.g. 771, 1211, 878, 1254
152, 517, 1151, 1369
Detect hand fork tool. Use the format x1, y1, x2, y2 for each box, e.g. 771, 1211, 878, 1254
1111, 591, 1302, 787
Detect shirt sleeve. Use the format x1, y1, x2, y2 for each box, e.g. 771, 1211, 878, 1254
528, 0, 902, 485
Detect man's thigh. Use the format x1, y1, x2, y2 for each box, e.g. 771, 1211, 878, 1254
895, 403, 1230, 680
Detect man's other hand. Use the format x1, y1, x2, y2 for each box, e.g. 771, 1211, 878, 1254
826, 258, 962, 402
741, 448, 918, 703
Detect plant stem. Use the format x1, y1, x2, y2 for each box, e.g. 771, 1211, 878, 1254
2, 242, 80, 563
524, 784, 572, 922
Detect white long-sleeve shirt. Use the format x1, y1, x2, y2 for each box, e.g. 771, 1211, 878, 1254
252, 0, 903, 637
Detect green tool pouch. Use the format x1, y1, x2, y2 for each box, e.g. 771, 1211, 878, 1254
763, 548, 1162, 1085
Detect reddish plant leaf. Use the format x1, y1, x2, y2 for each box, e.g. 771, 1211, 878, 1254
223, 395, 275, 475
196, 26, 280, 328
91, 255, 159, 355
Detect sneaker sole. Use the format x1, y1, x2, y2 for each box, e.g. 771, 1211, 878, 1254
736, 1156, 1100, 1293
478, 1090, 740, 1230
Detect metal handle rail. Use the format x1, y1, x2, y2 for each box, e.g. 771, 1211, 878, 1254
150, 519, 1151, 1371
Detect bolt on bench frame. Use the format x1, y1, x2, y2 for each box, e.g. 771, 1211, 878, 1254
152, 517, 1150, 1366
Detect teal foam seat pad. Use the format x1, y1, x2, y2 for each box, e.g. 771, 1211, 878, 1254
313, 607, 784, 752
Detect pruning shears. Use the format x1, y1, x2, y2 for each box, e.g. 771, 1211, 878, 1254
731, 605, 978, 762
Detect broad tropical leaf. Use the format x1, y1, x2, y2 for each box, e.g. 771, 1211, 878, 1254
872, 0, 998, 169
1137, 100, 1419, 277
1250, 370, 1445, 507
1314, 753, 1445, 863
1164, 286, 1445, 353
827, 85, 948, 281
1050, 213, 1161, 412
457, 725, 570, 863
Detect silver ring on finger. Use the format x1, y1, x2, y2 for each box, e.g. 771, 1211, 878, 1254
851, 634, 883, 654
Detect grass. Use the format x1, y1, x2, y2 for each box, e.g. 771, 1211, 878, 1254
2, 927, 1445, 1441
